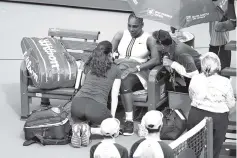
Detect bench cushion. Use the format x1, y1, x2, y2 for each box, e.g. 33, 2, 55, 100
132, 90, 148, 102
221, 67, 236, 76
28, 86, 75, 96
28, 86, 148, 102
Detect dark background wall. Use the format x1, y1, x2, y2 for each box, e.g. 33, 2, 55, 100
1, 0, 132, 12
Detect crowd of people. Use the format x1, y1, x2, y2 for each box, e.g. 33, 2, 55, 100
40, 1, 236, 157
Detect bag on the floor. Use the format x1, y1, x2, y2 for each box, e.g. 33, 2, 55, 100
23, 107, 71, 146
21, 37, 78, 89
160, 108, 187, 140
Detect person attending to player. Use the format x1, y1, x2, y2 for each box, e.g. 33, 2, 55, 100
70, 41, 121, 148
152, 29, 201, 91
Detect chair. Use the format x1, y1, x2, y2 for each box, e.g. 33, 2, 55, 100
20, 28, 100, 119
132, 66, 168, 112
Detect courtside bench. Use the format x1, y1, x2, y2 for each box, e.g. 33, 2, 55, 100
20, 28, 168, 119
20, 28, 100, 119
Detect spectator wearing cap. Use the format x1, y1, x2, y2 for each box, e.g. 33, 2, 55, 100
152, 29, 201, 91
90, 118, 128, 158
188, 52, 236, 158
129, 110, 174, 158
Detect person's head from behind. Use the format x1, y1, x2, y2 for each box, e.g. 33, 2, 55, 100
100, 118, 120, 138
128, 13, 144, 38
152, 30, 173, 59
142, 110, 163, 134
200, 52, 221, 77
85, 40, 113, 77
152, 29, 173, 46
135, 111, 165, 158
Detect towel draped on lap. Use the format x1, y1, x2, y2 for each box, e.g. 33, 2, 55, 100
114, 58, 149, 90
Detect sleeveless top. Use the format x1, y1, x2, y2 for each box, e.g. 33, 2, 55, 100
117, 30, 150, 63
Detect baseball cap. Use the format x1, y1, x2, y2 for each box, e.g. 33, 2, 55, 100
100, 118, 120, 137
152, 29, 172, 45
141, 110, 163, 130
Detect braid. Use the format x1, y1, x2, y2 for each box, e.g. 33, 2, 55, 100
128, 12, 143, 24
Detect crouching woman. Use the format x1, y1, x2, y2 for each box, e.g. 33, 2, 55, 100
70, 41, 122, 148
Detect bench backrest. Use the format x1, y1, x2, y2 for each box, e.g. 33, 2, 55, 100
48, 28, 100, 53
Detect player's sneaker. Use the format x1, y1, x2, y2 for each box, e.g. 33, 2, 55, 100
71, 123, 82, 148
123, 120, 134, 136
81, 123, 91, 146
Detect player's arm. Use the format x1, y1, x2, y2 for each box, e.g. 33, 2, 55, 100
139, 36, 162, 71
170, 61, 199, 78
111, 30, 124, 54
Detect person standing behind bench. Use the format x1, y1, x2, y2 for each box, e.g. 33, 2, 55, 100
111, 13, 160, 136
70, 41, 122, 148
188, 52, 236, 158
209, 0, 236, 74
209, 19, 232, 72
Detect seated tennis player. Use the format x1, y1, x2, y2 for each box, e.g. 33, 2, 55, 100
130, 110, 174, 158
90, 118, 128, 158
111, 13, 160, 136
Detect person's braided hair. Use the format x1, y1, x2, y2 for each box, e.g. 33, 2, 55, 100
84, 41, 112, 77
128, 12, 143, 24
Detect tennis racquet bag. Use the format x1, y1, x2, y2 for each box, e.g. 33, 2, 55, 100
21, 37, 78, 89
23, 107, 71, 146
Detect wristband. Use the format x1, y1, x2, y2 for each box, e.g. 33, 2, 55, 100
136, 65, 141, 72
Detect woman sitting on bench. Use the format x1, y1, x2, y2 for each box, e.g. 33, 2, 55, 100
70, 41, 122, 148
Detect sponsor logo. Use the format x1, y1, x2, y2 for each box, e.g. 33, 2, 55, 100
24, 54, 39, 83
186, 13, 209, 22
132, 0, 138, 5
160, 84, 166, 99
38, 39, 60, 77
147, 8, 172, 19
